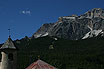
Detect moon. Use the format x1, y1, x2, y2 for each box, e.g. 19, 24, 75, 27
21, 10, 31, 15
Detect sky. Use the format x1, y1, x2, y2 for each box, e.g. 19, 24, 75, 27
0, 0, 104, 43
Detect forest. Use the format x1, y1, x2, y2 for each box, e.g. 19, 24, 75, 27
1, 36, 104, 69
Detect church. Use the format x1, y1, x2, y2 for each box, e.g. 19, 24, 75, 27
0, 36, 17, 69
0, 35, 57, 69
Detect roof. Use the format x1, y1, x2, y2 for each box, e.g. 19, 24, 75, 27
26, 60, 57, 69
0, 37, 16, 50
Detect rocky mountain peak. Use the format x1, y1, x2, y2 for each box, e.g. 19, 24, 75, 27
91, 8, 103, 12
80, 8, 104, 19
32, 8, 104, 40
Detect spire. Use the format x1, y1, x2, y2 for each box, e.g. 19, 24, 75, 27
8, 28, 11, 38
0, 28, 16, 50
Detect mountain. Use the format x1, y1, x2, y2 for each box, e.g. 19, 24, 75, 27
32, 8, 104, 40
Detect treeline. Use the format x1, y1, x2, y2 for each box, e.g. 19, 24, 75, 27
14, 36, 104, 69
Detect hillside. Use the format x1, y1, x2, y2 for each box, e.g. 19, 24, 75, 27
13, 36, 104, 69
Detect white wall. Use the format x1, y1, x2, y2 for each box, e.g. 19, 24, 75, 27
0, 62, 1, 69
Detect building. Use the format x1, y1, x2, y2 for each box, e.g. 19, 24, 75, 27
26, 59, 57, 69
0, 36, 17, 69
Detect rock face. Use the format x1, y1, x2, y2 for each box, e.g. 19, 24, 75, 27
32, 8, 104, 40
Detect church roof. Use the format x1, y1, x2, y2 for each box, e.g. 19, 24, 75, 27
26, 59, 57, 69
0, 37, 16, 50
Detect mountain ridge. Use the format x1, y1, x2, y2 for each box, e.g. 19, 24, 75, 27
32, 8, 104, 40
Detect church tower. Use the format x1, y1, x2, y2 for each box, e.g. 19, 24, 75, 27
0, 36, 17, 69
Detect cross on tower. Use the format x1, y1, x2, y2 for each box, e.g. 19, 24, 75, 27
8, 28, 11, 38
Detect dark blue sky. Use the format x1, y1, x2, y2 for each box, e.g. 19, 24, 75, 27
0, 0, 104, 43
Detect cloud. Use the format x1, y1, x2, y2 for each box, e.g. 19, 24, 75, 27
21, 10, 31, 15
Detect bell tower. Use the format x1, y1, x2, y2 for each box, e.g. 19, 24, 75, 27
0, 36, 17, 69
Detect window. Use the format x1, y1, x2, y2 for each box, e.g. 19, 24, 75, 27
0, 53, 2, 62
8, 53, 13, 61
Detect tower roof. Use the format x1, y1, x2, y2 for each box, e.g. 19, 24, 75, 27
0, 37, 16, 50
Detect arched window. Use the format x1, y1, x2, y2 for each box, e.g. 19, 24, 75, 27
8, 53, 13, 61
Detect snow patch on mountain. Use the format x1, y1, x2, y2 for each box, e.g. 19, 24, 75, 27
63, 17, 76, 20
82, 30, 102, 39
54, 38, 58, 40
82, 32, 91, 39
88, 25, 93, 31
34, 32, 49, 38
42, 32, 49, 37
35, 34, 42, 38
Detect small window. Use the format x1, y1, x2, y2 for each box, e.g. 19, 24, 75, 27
0, 53, 2, 62
8, 53, 13, 61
